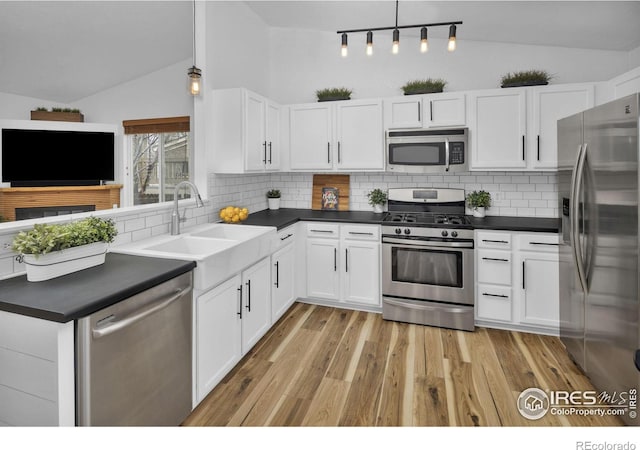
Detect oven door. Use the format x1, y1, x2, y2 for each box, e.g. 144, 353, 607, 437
382, 238, 474, 305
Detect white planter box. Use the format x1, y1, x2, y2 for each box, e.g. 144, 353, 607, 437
22, 242, 108, 282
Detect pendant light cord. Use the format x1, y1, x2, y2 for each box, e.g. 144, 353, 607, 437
395, 0, 398, 29
192, 0, 197, 67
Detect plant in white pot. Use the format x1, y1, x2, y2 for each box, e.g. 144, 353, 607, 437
12, 216, 117, 281
466, 190, 492, 218
267, 189, 281, 210
367, 188, 388, 214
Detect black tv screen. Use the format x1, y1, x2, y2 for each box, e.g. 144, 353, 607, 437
1, 128, 115, 186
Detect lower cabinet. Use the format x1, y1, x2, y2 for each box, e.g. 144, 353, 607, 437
195, 257, 271, 404
475, 230, 559, 334
305, 223, 381, 309
271, 241, 296, 323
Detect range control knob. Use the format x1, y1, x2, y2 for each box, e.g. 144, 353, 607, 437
395, 228, 402, 235
441, 230, 449, 237
404, 228, 411, 235
451, 231, 458, 238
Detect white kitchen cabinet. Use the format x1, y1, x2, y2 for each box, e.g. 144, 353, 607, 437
304, 223, 381, 309
240, 256, 272, 351
384, 92, 466, 129
474, 230, 559, 335
271, 225, 296, 323
0, 311, 74, 426
195, 257, 272, 404
196, 275, 242, 403
515, 235, 560, 331
211, 88, 281, 173
289, 100, 384, 171
469, 88, 528, 170
469, 83, 594, 171
529, 84, 594, 169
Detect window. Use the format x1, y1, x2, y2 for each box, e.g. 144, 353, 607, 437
123, 116, 191, 205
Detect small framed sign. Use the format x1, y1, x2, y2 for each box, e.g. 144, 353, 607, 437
321, 187, 339, 210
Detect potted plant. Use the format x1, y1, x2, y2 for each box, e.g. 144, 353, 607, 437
500, 70, 551, 88
401, 78, 447, 95
30, 106, 84, 122
316, 87, 352, 102
12, 216, 117, 281
267, 189, 281, 210
466, 190, 491, 218
367, 188, 388, 214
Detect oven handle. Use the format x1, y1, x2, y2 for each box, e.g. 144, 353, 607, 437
384, 297, 471, 314
382, 237, 474, 249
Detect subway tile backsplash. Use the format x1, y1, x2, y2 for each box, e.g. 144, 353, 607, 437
269, 171, 559, 218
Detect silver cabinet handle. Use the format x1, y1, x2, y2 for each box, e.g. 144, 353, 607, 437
529, 241, 558, 246
327, 142, 331, 164
348, 231, 374, 236
417, 102, 421, 122
274, 261, 279, 288
537, 135, 540, 161
280, 233, 294, 241
237, 285, 243, 319
482, 239, 508, 244
334, 248, 337, 271
482, 257, 509, 262
522, 261, 526, 290
268, 142, 272, 164
430, 100, 433, 121
93, 287, 191, 339
263, 141, 267, 164
345, 248, 348, 272
522, 135, 526, 161
310, 229, 334, 234
338, 141, 341, 164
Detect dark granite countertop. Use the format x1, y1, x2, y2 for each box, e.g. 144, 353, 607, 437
0, 253, 196, 323
242, 208, 560, 233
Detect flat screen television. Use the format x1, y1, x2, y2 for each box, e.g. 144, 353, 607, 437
1, 128, 115, 187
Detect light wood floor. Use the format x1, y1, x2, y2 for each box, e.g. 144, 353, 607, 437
184, 302, 623, 427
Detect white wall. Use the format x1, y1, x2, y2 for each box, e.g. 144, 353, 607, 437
628, 45, 640, 69
206, 1, 271, 96
0, 92, 71, 121
268, 27, 630, 104
73, 58, 193, 125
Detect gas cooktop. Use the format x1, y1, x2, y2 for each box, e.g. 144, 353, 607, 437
383, 212, 471, 226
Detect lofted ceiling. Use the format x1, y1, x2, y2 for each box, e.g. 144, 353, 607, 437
1, 1, 639, 104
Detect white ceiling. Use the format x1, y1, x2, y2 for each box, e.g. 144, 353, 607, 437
1, 1, 639, 104
246, 1, 640, 51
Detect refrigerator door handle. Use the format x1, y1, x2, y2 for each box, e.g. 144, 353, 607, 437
571, 143, 588, 293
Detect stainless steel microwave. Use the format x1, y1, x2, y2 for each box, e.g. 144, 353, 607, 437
386, 128, 468, 173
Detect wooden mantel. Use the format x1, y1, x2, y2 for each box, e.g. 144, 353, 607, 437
0, 185, 122, 221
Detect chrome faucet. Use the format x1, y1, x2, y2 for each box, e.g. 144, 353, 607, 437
170, 181, 204, 235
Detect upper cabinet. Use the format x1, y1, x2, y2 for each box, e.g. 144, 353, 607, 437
469, 83, 594, 171
289, 99, 384, 171
211, 88, 281, 173
384, 92, 466, 129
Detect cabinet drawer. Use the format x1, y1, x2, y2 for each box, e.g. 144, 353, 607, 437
306, 223, 339, 238
340, 224, 379, 241
275, 225, 296, 250
477, 250, 511, 285
477, 231, 512, 249
477, 284, 512, 323
517, 233, 559, 253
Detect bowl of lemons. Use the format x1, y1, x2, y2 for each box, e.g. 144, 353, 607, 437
219, 206, 249, 224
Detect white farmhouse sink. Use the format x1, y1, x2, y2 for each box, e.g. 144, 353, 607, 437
111, 223, 277, 290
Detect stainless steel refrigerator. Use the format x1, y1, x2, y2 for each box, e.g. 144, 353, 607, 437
558, 93, 639, 426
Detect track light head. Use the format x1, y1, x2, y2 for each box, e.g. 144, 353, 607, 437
366, 31, 373, 56
420, 27, 428, 53
392, 28, 399, 54
448, 24, 457, 52
341, 33, 348, 57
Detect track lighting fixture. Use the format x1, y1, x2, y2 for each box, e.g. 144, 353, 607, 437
337, 1, 461, 57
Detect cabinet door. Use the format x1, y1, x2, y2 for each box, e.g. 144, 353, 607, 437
265, 101, 281, 170
336, 100, 384, 170
530, 84, 594, 170
470, 89, 527, 170
342, 240, 380, 306
383, 96, 423, 129
425, 93, 466, 127
306, 239, 340, 300
517, 252, 559, 330
196, 275, 242, 403
271, 243, 295, 323
289, 104, 333, 170
245, 91, 267, 171
241, 257, 272, 353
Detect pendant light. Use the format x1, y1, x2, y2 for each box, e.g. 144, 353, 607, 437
336, 1, 461, 56
188, 0, 202, 96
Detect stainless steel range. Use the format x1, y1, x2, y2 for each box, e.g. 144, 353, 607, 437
382, 188, 475, 331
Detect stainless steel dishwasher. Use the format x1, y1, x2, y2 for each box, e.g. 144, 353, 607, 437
76, 271, 193, 426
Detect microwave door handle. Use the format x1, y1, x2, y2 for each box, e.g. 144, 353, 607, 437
445, 138, 450, 172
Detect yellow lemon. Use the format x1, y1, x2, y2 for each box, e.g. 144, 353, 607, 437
239, 212, 248, 221
232, 215, 240, 223
225, 206, 234, 215
241, 208, 249, 215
